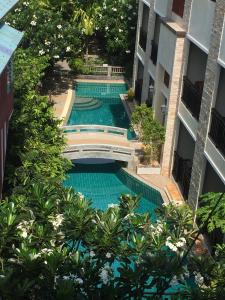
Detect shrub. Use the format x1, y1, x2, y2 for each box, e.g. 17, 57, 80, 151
127, 88, 135, 102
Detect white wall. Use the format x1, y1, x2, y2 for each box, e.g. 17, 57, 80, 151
219, 17, 225, 65
154, 0, 172, 18
188, 0, 215, 52
178, 102, 198, 141
157, 23, 176, 74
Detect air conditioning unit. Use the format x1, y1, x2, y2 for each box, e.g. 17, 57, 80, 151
161, 104, 168, 114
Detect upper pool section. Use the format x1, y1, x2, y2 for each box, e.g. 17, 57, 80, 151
67, 82, 135, 139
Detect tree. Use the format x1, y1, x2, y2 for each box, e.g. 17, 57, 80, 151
131, 105, 165, 165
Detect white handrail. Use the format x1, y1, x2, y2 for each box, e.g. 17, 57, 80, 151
61, 125, 128, 136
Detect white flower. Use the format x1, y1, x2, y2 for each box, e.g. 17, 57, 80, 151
49, 214, 64, 230
118, 28, 123, 33
105, 26, 109, 31
74, 277, 83, 285
125, 50, 131, 54
89, 250, 95, 257
170, 275, 179, 286
194, 272, 204, 286
53, 55, 60, 59
44, 40, 51, 46
17, 220, 34, 239
99, 264, 111, 285
106, 252, 112, 258
39, 49, 45, 56
30, 20, 36, 26
66, 46, 71, 52
57, 25, 62, 29
40, 248, 53, 255
78, 192, 84, 200
108, 203, 118, 208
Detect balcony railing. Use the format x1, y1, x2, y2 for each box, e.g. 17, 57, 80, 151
139, 27, 147, 52
181, 76, 203, 120
150, 40, 158, 65
172, 151, 192, 199
209, 108, 225, 157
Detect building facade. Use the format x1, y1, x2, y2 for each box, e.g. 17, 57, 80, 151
0, 0, 23, 197
133, 0, 225, 208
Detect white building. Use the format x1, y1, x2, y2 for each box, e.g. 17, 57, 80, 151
133, 0, 225, 209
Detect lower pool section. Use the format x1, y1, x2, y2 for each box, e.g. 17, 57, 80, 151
64, 163, 163, 217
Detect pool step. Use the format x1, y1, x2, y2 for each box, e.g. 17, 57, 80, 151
73, 98, 102, 111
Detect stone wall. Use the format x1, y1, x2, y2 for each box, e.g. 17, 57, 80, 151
188, 0, 225, 208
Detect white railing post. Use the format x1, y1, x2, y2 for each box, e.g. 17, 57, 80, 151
108, 66, 112, 78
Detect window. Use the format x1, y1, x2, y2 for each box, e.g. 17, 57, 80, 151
164, 70, 170, 88
7, 60, 13, 94
172, 0, 185, 18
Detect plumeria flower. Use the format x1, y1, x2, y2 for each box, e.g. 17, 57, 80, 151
89, 250, 95, 257
99, 264, 111, 285
106, 252, 112, 258
30, 20, 36, 26
57, 24, 62, 29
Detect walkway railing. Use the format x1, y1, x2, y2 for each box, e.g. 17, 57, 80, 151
63, 144, 135, 162
62, 125, 128, 137
181, 76, 203, 120
209, 108, 225, 157
83, 65, 125, 77
172, 151, 192, 200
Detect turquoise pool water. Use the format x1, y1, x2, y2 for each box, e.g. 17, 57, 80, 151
67, 82, 135, 139
64, 163, 162, 217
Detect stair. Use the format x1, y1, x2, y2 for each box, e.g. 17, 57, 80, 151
73, 97, 102, 111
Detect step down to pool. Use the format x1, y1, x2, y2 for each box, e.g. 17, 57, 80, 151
73, 98, 102, 111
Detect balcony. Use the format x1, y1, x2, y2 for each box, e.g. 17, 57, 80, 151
172, 151, 192, 199
172, 0, 185, 17
181, 76, 203, 120
209, 108, 225, 158
139, 27, 147, 52
150, 40, 158, 65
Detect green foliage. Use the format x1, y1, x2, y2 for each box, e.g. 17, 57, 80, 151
127, 87, 135, 101
13, 49, 50, 97
68, 57, 89, 74
131, 104, 165, 164
197, 193, 225, 233
0, 187, 202, 299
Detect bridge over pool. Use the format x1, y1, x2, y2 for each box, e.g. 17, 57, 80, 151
62, 125, 139, 169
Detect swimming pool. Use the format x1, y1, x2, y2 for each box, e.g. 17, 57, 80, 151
64, 162, 163, 218
67, 82, 135, 139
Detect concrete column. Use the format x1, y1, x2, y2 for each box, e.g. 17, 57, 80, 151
132, 0, 144, 88
141, 0, 156, 103
188, 0, 225, 208
161, 27, 186, 177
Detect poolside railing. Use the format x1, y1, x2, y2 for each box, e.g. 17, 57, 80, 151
63, 144, 135, 163
61, 125, 128, 137
83, 65, 126, 77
